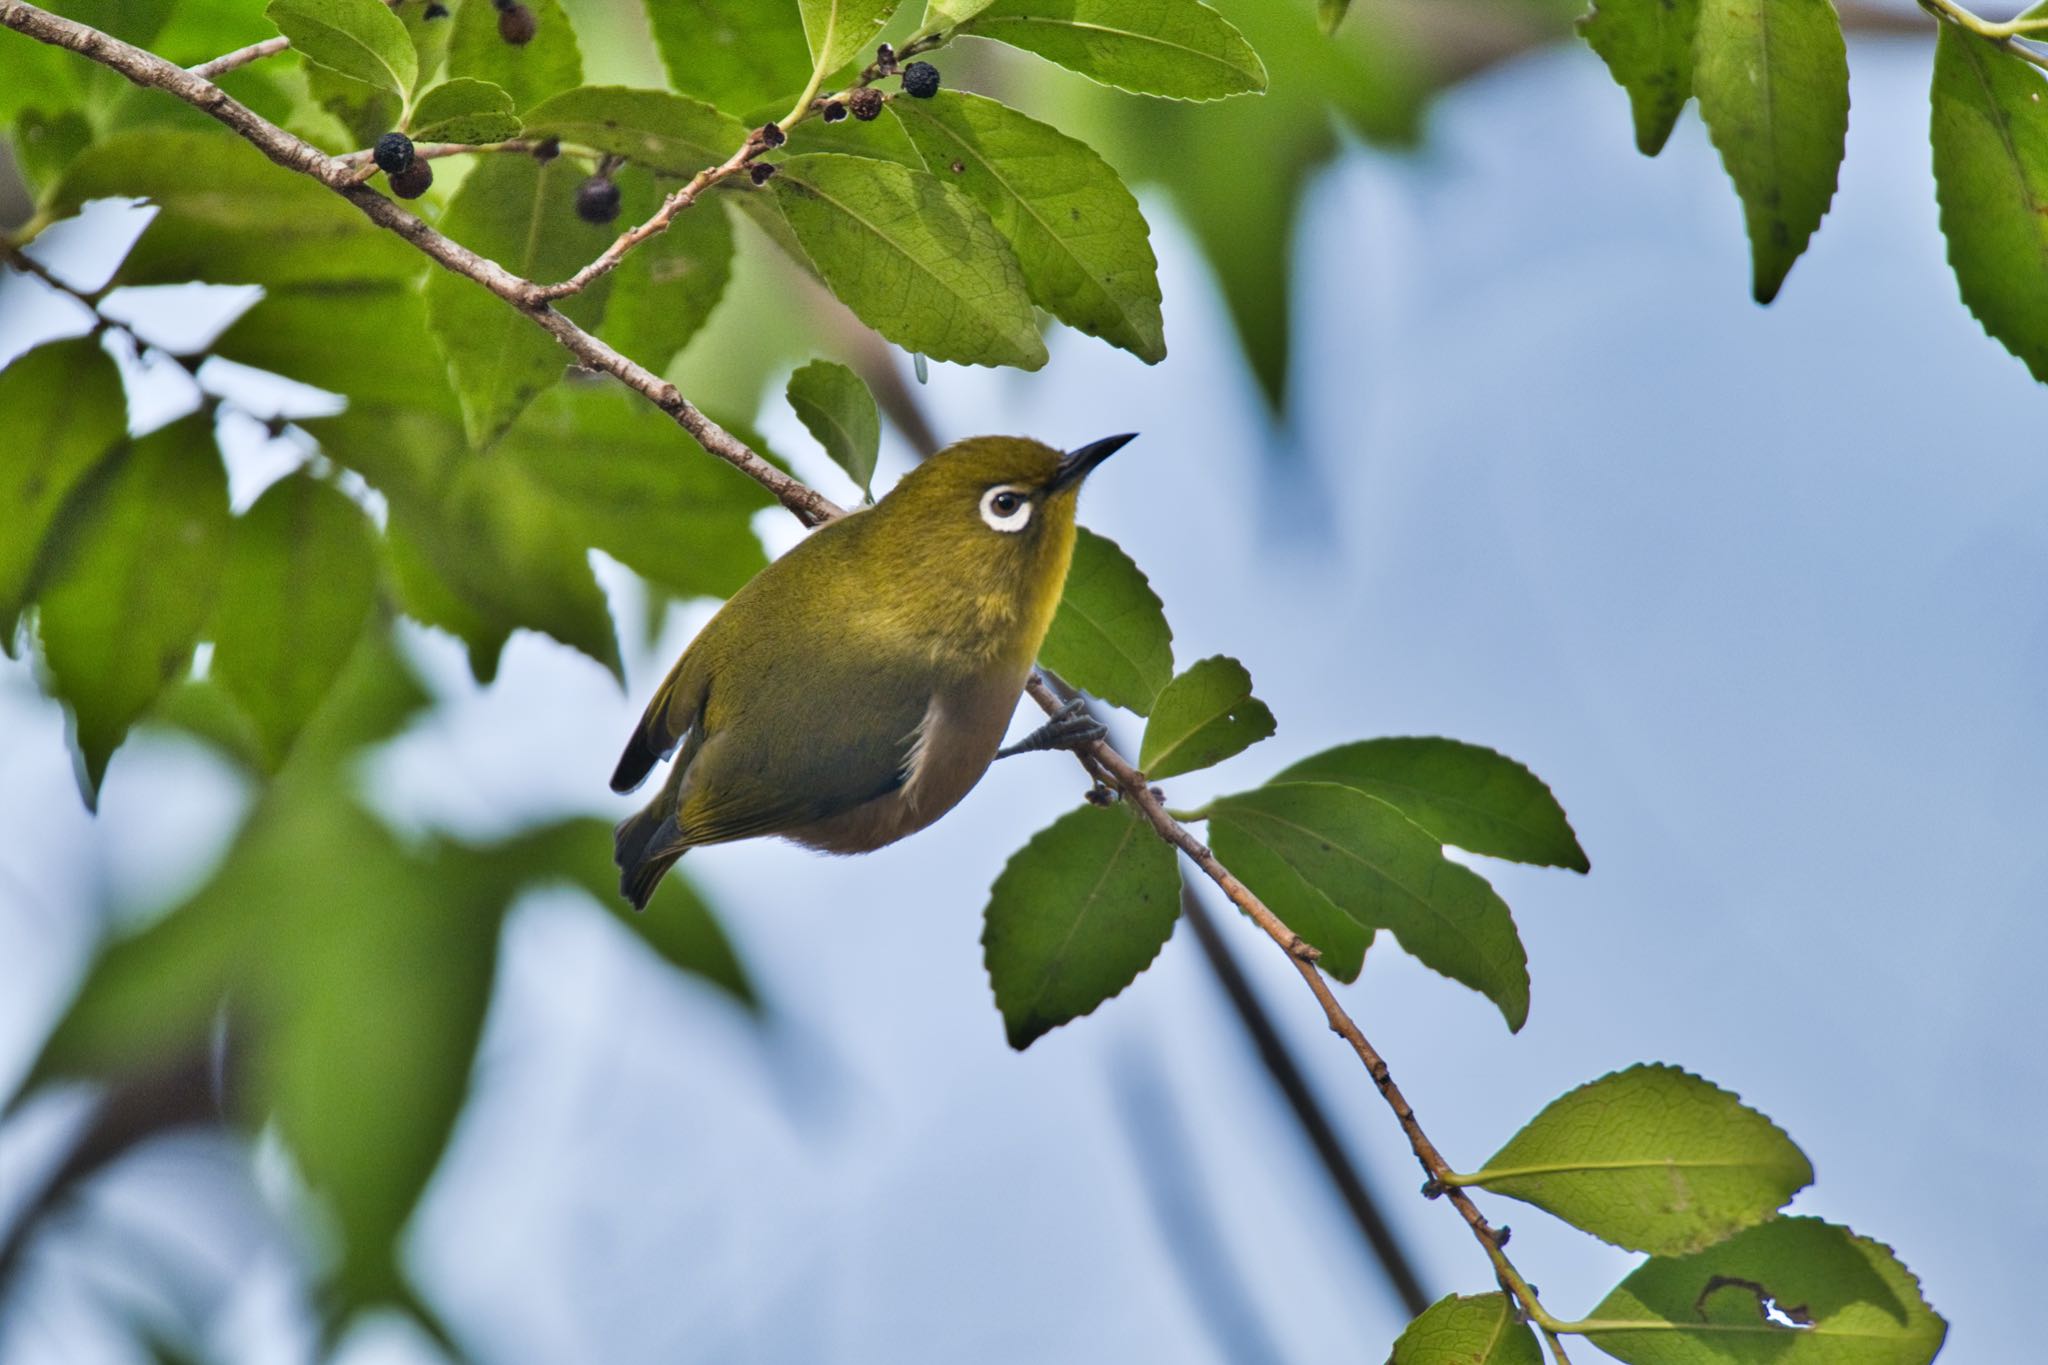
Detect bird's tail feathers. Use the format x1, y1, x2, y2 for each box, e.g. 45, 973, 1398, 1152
615, 802, 686, 911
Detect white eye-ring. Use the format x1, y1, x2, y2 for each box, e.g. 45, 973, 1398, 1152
980, 485, 1033, 533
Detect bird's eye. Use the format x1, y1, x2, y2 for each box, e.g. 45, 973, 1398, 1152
980, 486, 1032, 533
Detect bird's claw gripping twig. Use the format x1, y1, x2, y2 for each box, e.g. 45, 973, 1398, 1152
996, 697, 1108, 759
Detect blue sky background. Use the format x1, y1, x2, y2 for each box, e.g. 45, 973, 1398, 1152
2, 25, 2042, 1365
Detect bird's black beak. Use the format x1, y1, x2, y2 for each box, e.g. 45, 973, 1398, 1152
1049, 432, 1137, 492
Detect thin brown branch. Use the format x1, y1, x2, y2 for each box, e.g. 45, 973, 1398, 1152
187, 33, 288, 81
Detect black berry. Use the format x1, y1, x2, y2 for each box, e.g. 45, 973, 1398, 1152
532, 136, 560, 162
821, 101, 848, 123
848, 87, 884, 121
389, 160, 433, 199
901, 61, 940, 98
424, 1, 448, 17
497, 2, 536, 45
373, 131, 414, 175
757, 122, 786, 149
576, 176, 621, 224
749, 162, 777, 185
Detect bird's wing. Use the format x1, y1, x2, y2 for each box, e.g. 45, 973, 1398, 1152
673, 651, 937, 849
611, 650, 709, 795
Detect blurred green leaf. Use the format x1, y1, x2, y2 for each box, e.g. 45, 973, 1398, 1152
1693, 0, 1847, 303
1038, 526, 1172, 715
1580, 0, 1700, 157
264, 0, 418, 100
1207, 782, 1528, 1026
961, 0, 1266, 101
303, 54, 402, 148
647, 0, 812, 114
1454, 1064, 1812, 1254
37, 415, 229, 805
1272, 737, 1588, 871
1388, 1294, 1542, 1365
600, 169, 735, 373
1931, 23, 2048, 385
983, 802, 1180, 1048
424, 152, 611, 447
1138, 654, 1273, 778
1582, 1218, 1947, 1365
921, 0, 999, 27
0, 338, 127, 638
409, 76, 521, 142
786, 358, 880, 498
893, 90, 1163, 362
383, 517, 511, 681
496, 383, 771, 602
486, 817, 757, 1006
50, 128, 420, 285
520, 84, 748, 175
11, 109, 93, 200
447, 0, 581, 110
801, 0, 901, 79
1316, 0, 1351, 38
769, 151, 1047, 368
45, 0, 177, 49
210, 472, 380, 768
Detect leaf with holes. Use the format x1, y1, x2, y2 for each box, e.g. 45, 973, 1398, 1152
1580, 0, 1701, 156
893, 90, 1163, 362
960, 0, 1266, 101
769, 152, 1045, 368
787, 359, 881, 499
1582, 1218, 1947, 1365
983, 802, 1180, 1049
1207, 782, 1528, 1026
1273, 737, 1587, 871
1388, 1294, 1542, 1365
1931, 22, 2048, 384
1692, 0, 1847, 303
36, 416, 228, 806
410, 77, 521, 143
210, 473, 380, 769
1451, 1065, 1812, 1254
264, 0, 416, 99
1038, 527, 1173, 715
1139, 655, 1273, 779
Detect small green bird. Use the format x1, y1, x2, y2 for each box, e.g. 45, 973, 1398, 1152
611, 432, 1134, 908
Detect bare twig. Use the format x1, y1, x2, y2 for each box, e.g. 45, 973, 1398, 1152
186, 34, 288, 81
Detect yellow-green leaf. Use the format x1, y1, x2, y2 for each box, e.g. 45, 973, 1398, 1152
962, 0, 1266, 101
264, 0, 417, 99
1580, 0, 1701, 157
1038, 526, 1173, 715
786, 358, 881, 498
1389, 1294, 1542, 1365
1139, 654, 1274, 778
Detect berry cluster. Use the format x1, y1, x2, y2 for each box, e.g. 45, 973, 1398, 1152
374, 130, 432, 197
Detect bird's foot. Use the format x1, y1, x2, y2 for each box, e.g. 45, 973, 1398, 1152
996, 698, 1108, 759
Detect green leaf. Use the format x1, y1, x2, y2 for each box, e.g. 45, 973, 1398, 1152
1692, 0, 1848, 303
769, 152, 1047, 368
209, 473, 380, 769
1582, 1218, 1947, 1365
1206, 782, 1529, 1025
409, 76, 522, 142
51, 128, 420, 286
1138, 654, 1273, 778
36, 416, 229, 805
0, 338, 127, 634
424, 153, 611, 447
647, 0, 813, 114
447, 0, 581, 110
801, 0, 901, 79
1038, 526, 1172, 715
961, 0, 1267, 101
1454, 1065, 1812, 1255
1316, 0, 1350, 39
485, 817, 757, 1007
922, 0, 1000, 27
1272, 738, 1588, 872
982, 802, 1180, 1048
520, 84, 748, 177
1389, 1294, 1543, 1365
786, 359, 881, 498
265, 0, 417, 99
892, 90, 1164, 362
599, 169, 735, 372
1580, 0, 1702, 157
1931, 23, 2048, 384
495, 385, 771, 603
